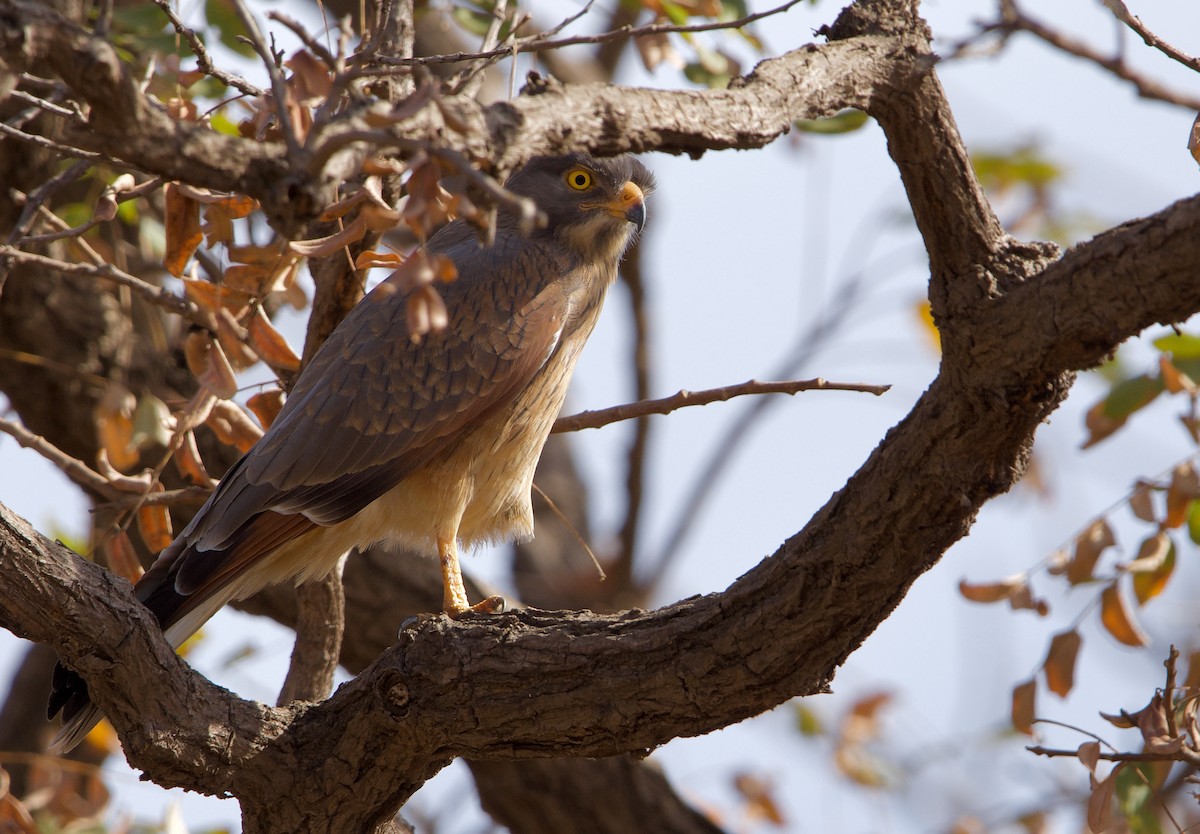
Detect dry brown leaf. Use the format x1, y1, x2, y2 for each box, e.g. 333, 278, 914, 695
288, 214, 367, 257
1083, 401, 1126, 448
1190, 112, 1200, 165
286, 50, 333, 101
1100, 710, 1137, 729
1123, 530, 1170, 574
1067, 519, 1115, 585
182, 278, 253, 314
1077, 740, 1101, 773
1012, 678, 1037, 735
1128, 481, 1157, 523
207, 399, 264, 453
958, 577, 1020, 603
1087, 767, 1118, 833
175, 429, 214, 486
732, 773, 785, 826
1099, 582, 1150, 647
247, 388, 285, 430
355, 249, 405, 270
189, 334, 239, 399
1160, 355, 1196, 393
103, 529, 144, 584
215, 308, 258, 370
1008, 583, 1049, 616
247, 308, 302, 373
95, 384, 138, 472
841, 691, 892, 744
228, 243, 289, 266
164, 182, 202, 277
1166, 463, 1200, 527
136, 488, 174, 553
1043, 629, 1082, 698
636, 31, 684, 72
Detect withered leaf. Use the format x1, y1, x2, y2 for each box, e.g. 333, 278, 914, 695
247, 388, 285, 430
1087, 767, 1118, 833
1165, 463, 1200, 527
164, 183, 202, 278
1077, 740, 1101, 773
1043, 629, 1082, 698
1011, 678, 1037, 736
247, 308, 301, 373
1099, 582, 1150, 647
1128, 481, 1157, 523
215, 308, 258, 370
207, 399, 264, 453
1067, 519, 1115, 585
732, 773, 785, 826
137, 489, 174, 553
958, 577, 1020, 603
1131, 535, 1175, 605
288, 214, 367, 257
1160, 355, 1196, 393
103, 529, 144, 584
175, 429, 214, 486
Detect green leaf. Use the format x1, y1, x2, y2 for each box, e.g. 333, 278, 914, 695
795, 109, 870, 135
205, 0, 257, 58
793, 701, 824, 737
660, 0, 691, 25
1153, 331, 1200, 359
1115, 762, 1163, 834
451, 5, 492, 36
1187, 501, 1200, 545
1102, 374, 1163, 420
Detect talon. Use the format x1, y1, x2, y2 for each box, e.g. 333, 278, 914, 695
446, 595, 505, 619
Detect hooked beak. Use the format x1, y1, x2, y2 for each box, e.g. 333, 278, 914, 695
600, 181, 647, 232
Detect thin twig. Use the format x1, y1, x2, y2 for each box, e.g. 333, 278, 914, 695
267, 11, 339, 70
229, 0, 302, 160
5, 91, 76, 118
0, 416, 126, 499
0, 246, 212, 329
1027, 746, 1190, 762
151, 0, 264, 96
0, 122, 101, 160
427, 146, 541, 234
614, 245, 651, 589
1101, 0, 1200, 73
989, 0, 1200, 111
552, 377, 889, 434
366, 0, 802, 69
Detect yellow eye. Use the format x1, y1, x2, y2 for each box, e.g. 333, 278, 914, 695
565, 169, 593, 191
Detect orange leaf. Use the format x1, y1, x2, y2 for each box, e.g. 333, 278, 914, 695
188, 333, 239, 399
1042, 629, 1082, 698
103, 529, 144, 584
216, 308, 258, 370
958, 577, 1020, 603
1099, 583, 1150, 647
136, 494, 174, 553
163, 182, 202, 278
1160, 355, 1196, 394
183, 278, 253, 314
1067, 519, 1115, 585
733, 773, 785, 826
222, 263, 272, 294
207, 399, 264, 453
247, 308, 302, 373
1082, 401, 1125, 448
174, 429, 214, 486
247, 388, 285, 430
1011, 678, 1036, 736
95, 385, 138, 472
288, 214, 367, 256
355, 249, 406, 270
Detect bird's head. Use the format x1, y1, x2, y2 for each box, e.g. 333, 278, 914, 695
504, 153, 655, 263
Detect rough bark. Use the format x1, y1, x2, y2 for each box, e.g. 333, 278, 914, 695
2, 0, 1199, 830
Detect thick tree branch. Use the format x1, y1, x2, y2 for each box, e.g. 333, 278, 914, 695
0, 0, 928, 235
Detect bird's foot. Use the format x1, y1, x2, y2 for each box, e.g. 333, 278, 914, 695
446, 595, 505, 619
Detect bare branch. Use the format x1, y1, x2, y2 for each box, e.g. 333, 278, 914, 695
1101, 0, 1200, 74
150, 0, 265, 96
552, 378, 890, 434
989, 0, 1200, 111
0, 247, 212, 329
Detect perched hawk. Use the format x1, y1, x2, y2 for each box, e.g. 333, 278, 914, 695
49, 152, 653, 751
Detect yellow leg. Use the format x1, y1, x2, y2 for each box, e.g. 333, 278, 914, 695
437, 536, 504, 618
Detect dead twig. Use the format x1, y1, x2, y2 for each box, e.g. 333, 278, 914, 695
552, 377, 890, 434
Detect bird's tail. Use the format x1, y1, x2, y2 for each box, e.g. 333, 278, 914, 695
47, 545, 238, 754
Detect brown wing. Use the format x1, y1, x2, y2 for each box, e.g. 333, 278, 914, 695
169, 227, 573, 597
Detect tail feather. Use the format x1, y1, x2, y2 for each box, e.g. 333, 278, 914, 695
46, 540, 237, 754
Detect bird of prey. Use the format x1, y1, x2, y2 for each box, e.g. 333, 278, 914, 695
48, 152, 653, 752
